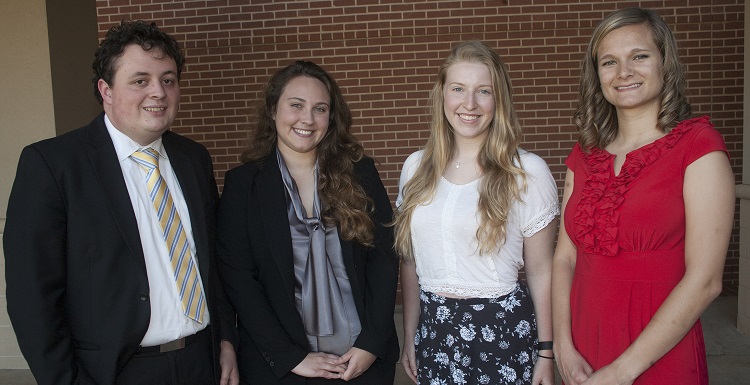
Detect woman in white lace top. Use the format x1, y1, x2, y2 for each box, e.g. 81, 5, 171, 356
393, 41, 559, 385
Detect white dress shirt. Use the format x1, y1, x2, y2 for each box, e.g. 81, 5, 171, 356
105, 115, 209, 346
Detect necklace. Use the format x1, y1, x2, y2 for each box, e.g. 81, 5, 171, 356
454, 159, 472, 169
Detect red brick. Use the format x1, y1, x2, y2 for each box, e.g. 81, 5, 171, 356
95, 0, 745, 295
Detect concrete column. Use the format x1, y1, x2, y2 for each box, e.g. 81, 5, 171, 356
738, 188, 750, 333
0, 0, 56, 369
0, 0, 99, 369
738, 0, 750, 335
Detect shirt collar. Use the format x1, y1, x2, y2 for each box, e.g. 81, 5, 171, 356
104, 114, 167, 162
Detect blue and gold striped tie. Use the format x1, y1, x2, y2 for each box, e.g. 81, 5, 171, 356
130, 148, 205, 323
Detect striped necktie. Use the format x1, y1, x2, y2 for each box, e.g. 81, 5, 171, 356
130, 148, 205, 323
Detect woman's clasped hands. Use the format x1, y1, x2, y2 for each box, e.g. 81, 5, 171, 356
291, 347, 376, 381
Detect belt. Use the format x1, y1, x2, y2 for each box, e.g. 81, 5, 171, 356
137, 327, 209, 354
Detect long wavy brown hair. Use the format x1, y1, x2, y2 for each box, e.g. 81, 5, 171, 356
393, 41, 526, 260
242, 60, 374, 245
574, 7, 692, 151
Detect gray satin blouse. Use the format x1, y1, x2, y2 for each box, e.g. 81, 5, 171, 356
277, 149, 361, 355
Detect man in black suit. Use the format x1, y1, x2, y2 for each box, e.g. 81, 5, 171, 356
4, 20, 238, 385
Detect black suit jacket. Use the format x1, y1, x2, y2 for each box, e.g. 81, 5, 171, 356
217, 154, 399, 384
3, 113, 237, 385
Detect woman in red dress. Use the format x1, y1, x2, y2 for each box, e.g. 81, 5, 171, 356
552, 8, 735, 385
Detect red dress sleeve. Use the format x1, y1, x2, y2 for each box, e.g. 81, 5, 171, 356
565, 142, 584, 171
680, 116, 729, 167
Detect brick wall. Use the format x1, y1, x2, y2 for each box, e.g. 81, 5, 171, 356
95, 0, 744, 293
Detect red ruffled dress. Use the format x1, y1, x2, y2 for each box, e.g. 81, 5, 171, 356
564, 116, 727, 384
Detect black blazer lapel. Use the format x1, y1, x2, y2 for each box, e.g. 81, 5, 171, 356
163, 134, 211, 279
256, 157, 297, 301
85, 115, 146, 274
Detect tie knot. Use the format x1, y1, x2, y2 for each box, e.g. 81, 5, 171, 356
130, 148, 160, 170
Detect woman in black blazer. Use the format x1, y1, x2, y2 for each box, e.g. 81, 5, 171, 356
217, 60, 399, 384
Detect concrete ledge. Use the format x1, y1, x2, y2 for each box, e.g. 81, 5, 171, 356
736, 184, 750, 335
736, 184, 750, 200
0, 357, 28, 370
739, 312, 750, 336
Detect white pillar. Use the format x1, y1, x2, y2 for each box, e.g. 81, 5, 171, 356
737, 0, 750, 335
0, 0, 57, 369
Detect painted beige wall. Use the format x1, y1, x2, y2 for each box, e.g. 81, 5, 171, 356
0, 0, 55, 369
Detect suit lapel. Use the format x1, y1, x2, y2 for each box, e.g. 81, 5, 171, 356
256, 156, 296, 299
162, 133, 211, 279
254, 157, 367, 305
85, 115, 146, 274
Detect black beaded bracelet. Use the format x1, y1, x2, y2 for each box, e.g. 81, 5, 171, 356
538, 353, 555, 359
538, 341, 553, 351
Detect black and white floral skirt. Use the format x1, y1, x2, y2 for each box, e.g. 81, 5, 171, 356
415, 283, 539, 385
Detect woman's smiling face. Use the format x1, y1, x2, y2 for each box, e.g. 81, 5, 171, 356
596, 23, 664, 114
273, 75, 331, 157
443, 61, 495, 142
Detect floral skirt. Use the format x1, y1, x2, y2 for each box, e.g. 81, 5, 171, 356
415, 283, 539, 385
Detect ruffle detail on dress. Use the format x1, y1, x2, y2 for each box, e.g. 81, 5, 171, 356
572, 116, 707, 256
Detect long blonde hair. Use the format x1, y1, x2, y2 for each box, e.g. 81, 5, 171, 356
393, 41, 526, 260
